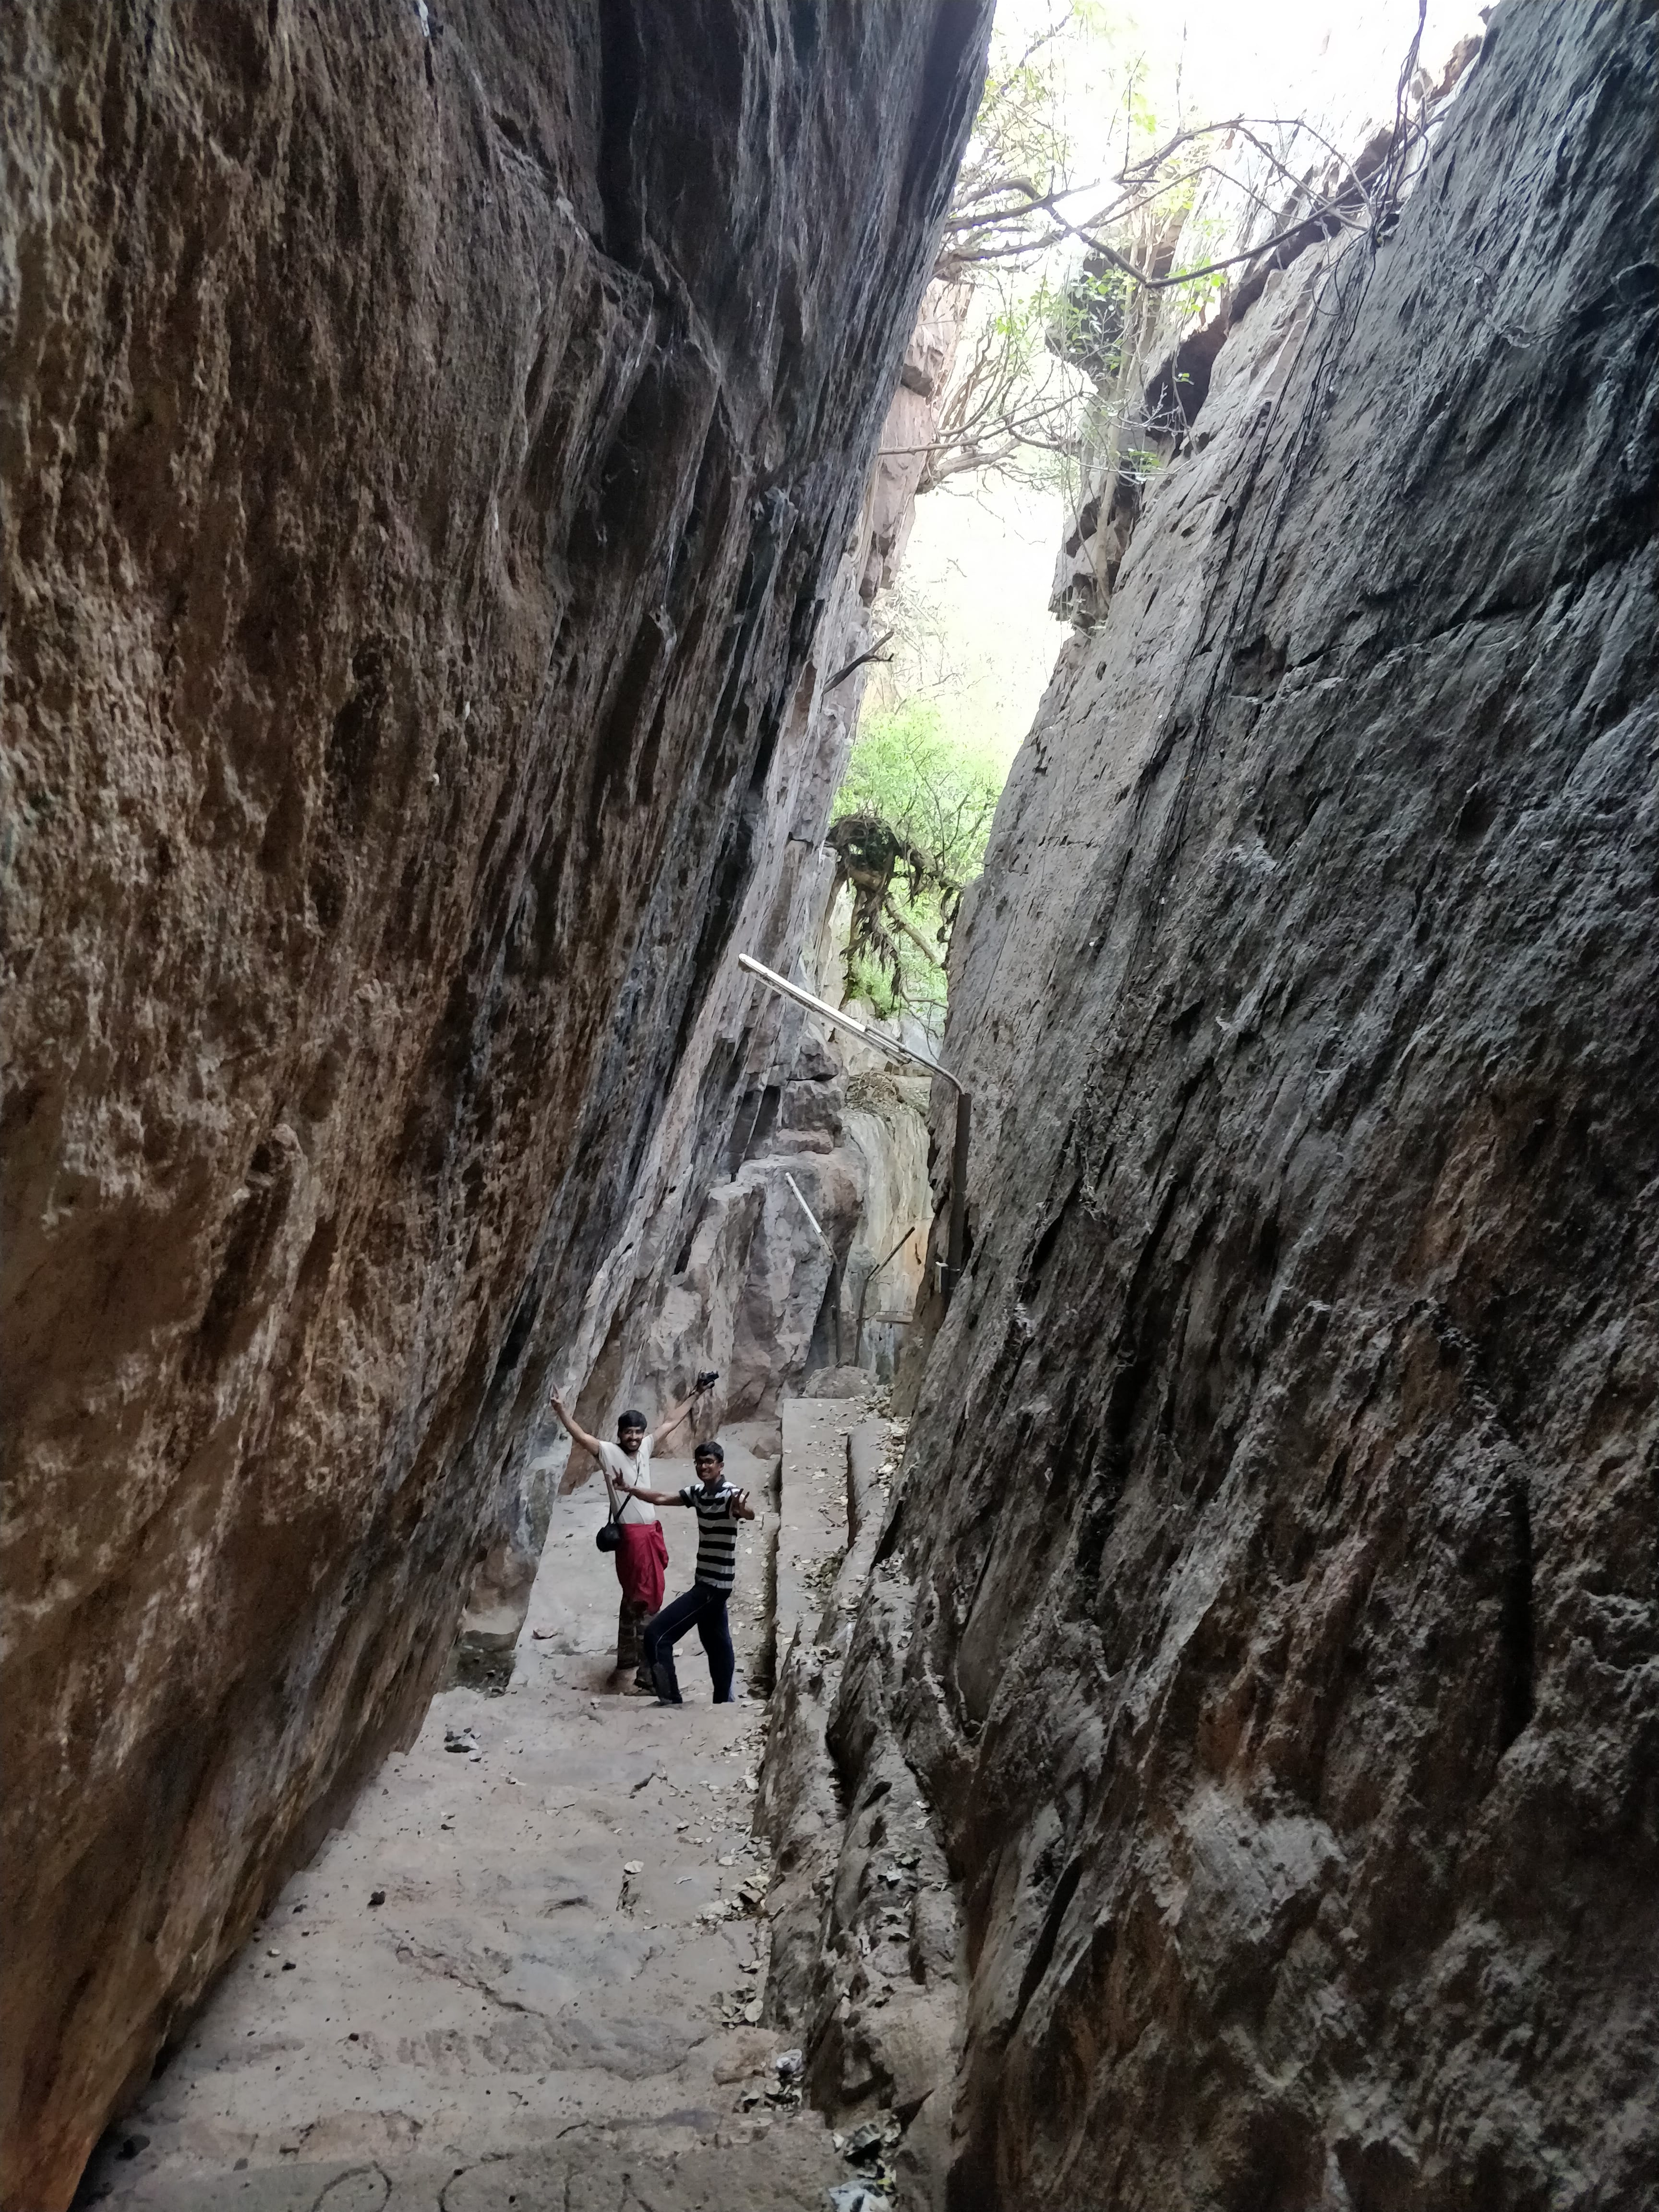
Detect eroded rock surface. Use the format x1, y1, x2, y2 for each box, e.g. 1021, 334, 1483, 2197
811, 4, 1659, 2205
598, 1034, 929, 1433
0, 4, 991, 2202
533, 273, 967, 1487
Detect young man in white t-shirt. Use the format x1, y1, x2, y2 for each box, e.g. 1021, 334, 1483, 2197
549, 1379, 711, 1689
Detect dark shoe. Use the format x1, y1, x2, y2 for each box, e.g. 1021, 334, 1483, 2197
653, 1662, 682, 1705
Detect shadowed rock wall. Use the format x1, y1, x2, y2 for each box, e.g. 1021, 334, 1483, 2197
805, 3, 1659, 2205
512, 274, 966, 1534
0, 3, 991, 2202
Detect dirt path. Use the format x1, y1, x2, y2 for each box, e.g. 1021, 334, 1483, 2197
74, 1403, 885, 2212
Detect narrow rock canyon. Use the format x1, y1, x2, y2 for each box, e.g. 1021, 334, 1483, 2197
1, 4, 988, 2203
4, 2, 1656, 2210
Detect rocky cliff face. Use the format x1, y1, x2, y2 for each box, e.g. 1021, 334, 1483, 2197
0, 4, 990, 2203
516, 277, 968, 1532
598, 1037, 928, 1433
449, 289, 955, 1656
799, 3, 1659, 2204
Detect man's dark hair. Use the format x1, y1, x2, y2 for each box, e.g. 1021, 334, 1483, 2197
692, 1440, 725, 1464
618, 1410, 647, 1433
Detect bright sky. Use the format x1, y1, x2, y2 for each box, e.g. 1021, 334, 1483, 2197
1164, 0, 1482, 128
881, 0, 1486, 767
869, 473, 1062, 769
1003, 0, 1486, 157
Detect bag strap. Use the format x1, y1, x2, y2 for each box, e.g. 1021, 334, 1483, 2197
599, 1450, 624, 1527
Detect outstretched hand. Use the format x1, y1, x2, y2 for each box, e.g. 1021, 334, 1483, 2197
549, 1387, 602, 1458
728, 1488, 752, 1520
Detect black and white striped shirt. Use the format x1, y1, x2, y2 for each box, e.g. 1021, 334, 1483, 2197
679, 1481, 741, 1592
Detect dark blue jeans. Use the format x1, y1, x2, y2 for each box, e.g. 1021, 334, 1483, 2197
642, 1582, 734, 1703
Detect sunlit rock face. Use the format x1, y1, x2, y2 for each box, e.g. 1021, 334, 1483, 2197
0, 3, 991, 2202
816, 2, 1659, 2204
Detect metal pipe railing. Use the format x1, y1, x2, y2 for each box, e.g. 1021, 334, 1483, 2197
737, 953, 972, 1303
853, 1226, 921, 1365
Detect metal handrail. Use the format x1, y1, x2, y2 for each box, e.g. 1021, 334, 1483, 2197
737, 954, 972, 1303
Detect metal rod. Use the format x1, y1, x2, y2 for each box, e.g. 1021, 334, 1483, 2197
736, 953, 958, 1088
782, 1171, 830, 1252
854, 1225, 921, 1365
739, 951, 972, 1308
783, 1172, 839, 1362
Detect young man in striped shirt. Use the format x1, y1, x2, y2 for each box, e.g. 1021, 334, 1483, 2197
614, 1441, 755, 1705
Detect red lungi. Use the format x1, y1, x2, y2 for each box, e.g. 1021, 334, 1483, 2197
614, 1520, 668, 1612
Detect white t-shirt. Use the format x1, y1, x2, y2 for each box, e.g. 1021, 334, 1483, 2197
598, 1436, 657, 1525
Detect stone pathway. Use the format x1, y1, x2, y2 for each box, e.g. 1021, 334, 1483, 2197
74, 1401, 887, 2212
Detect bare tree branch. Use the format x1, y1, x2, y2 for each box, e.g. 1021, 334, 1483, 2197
824, 630, 896, 694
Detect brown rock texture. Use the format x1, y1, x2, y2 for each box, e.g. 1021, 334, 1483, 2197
0, 3, 992, 2203
807, 2, 1659, 2205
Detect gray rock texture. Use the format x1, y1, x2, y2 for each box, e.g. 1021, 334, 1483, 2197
533, 275, 966, 1490
627, 1040, 918, 1416
810, 3, 1659, 2205
0, 4, 991, 2203
516, 275, 965, 1552
563, 1035, 928, 1452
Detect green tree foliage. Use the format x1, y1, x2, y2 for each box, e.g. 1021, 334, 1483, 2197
828, 704, 1005, 1020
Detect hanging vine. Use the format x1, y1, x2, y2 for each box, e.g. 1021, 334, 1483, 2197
827, 705, 1002, 1018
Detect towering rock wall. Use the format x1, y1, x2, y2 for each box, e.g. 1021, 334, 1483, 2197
447, 289, 956, 1657
0, 4, 991, 2203
529, 280, 968, 1507
804, 3, 1659, 2204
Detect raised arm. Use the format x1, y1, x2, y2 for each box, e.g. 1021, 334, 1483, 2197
650, 1373, 714, 1448
548, 1386, 605, 1460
